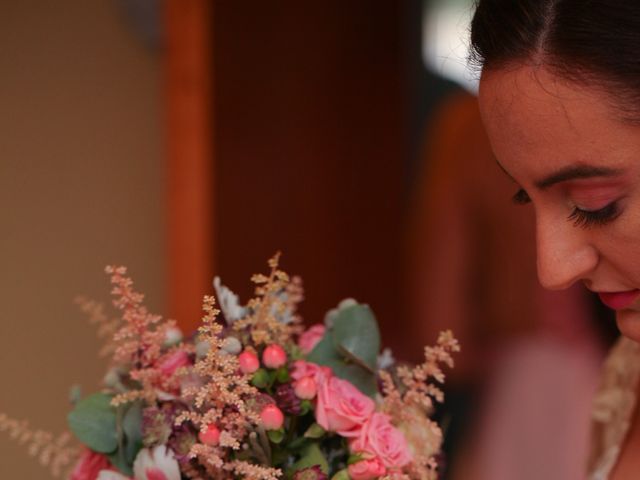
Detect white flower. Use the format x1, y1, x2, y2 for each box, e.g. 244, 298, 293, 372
377, 348, 396, 370
324, 308, 338, 328
213, 277, 247, 323
270, 290, 294, 324
163, 326, 183, 346
222, 336, 242, 354
97, 471, 131, 480
195, 340, 210, 358
133, 445, 181, 480
338, 298, 358, 310
324, 298, 359, 328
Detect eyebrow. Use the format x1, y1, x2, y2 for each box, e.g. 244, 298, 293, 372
534, 165, 623, 189
494, 158, 623, 189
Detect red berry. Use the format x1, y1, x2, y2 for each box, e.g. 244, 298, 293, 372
262, 345, 287, 369
239, 350, 260, 374
260, 404, 284, 430
198, 424, 221, 446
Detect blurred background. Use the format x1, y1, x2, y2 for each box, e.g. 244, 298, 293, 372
0, 1, 617, 478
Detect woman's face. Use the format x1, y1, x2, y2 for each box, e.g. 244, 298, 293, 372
478, 65, 640, 341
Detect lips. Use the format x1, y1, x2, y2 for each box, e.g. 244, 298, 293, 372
598, 290, 640, 310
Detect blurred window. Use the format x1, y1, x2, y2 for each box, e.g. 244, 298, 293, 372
422, 0, 477, 93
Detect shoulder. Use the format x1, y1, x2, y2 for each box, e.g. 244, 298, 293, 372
588, 337, 640, 479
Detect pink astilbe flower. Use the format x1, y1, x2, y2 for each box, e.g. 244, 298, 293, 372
105, 266, 180, 406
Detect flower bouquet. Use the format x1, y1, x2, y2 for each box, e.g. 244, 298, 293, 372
0, 254, 458, 480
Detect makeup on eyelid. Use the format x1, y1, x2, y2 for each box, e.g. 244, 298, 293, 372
562, 180, 628, 210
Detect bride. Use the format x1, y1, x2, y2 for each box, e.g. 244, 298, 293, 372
471, 1, 640, 479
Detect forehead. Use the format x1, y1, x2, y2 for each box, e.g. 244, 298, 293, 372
477, 66, 637, 180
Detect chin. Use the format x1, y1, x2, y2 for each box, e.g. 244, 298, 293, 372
616, 309, 640, 343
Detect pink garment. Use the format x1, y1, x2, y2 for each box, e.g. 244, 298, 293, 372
469, 285, 603, 480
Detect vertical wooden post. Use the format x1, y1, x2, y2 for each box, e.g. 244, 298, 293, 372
164, 0, 214, 332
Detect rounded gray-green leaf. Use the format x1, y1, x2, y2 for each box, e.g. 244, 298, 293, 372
330, 304, 380, 372
67, 392, 118, 454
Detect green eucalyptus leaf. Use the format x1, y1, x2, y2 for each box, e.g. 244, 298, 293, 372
275, 366, 290, 383
267, 428, 285, 444
122, 402, 144, 465
303, 423, 326, 439
306, 332, 339, 366
107, 449, 133, 476
251, 368, 270, 389
286, 435, 310, 452
327, 362, 377, 397
67, 393, 118, 453
330, 304, 380, 372
331, 470, 351, 480
299, 400, 312, 416
68, 385, 82, 405
307, 304, 379, 397
291, 443, 329, 474
288, 343, 304, 361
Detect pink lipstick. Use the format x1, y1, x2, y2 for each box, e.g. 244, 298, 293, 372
598, 290, 640, 310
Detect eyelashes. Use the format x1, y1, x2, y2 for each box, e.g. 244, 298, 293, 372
511, 188, 621, 228
567, 202, 620, 228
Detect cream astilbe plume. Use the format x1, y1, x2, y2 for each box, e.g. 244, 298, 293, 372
380, 330, 460, 480
74, 296, 121, 358
232, 253, 302, 346
225, 459, 282, 480
0, 413, 80, 478
175, 295, 281, 479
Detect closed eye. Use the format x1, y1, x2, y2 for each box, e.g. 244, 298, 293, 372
568, 202, 621, 228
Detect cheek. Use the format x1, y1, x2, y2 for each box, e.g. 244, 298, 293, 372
596, 205, 640, 285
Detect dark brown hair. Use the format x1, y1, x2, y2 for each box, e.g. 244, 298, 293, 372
470, 0, 640, 120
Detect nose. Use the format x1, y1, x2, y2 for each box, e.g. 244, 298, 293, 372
536, 216, 599, 290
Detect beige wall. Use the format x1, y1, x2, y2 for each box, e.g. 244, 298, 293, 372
0, 1, 164, 477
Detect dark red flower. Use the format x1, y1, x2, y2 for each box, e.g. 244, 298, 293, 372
274, 383, 302, 415
292, 465, 328, 480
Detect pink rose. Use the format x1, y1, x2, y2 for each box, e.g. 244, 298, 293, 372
315, 376, 375, 437
71, 449, 112, 480
158, 350, 191, 377
298, 324, 326, 354
348, 457, 386, 480
291, 360, 332, 384
350, 413, 412, 469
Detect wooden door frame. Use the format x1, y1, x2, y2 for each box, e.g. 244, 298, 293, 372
165, 0, 214, 332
